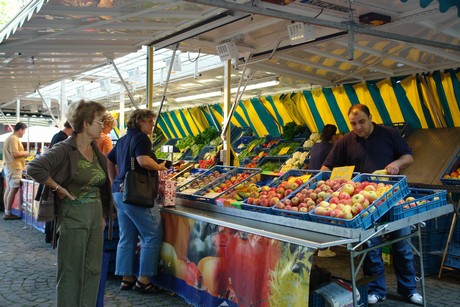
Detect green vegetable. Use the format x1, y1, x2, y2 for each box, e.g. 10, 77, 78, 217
176, 135, 195, 150
282, 122, 305, 140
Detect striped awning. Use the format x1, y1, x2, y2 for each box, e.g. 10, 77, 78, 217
156, 69, 460, 139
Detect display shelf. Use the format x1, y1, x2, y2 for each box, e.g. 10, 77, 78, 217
177, 165, 235, 197
191, 167, 262, 203
440, 148, 460, 185
267, 138, 305, 156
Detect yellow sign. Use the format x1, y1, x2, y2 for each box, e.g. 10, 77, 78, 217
247, 143, 256, 152
330, 166, 355, 180
278, 147, 291, 155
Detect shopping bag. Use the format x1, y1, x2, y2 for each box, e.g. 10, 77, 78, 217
162, 179, 177, 207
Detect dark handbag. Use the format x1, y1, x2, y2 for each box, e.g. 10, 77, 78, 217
122, 137, 157, 208
37, 186, 56, 222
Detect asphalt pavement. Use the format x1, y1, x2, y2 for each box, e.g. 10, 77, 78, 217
0, 217, 459, 306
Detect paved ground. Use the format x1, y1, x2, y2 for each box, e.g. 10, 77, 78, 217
1, 217, 459, 306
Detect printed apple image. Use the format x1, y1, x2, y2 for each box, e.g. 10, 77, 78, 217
341, 183, 355, 195
352, 193, 365, 204
197, 256, 226, 296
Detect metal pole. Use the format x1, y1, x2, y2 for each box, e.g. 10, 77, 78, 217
109, 59, 138, 109
36, 90, 58, 125
153, 43, 179, 132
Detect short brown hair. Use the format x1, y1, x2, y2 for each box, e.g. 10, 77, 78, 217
126, 109, 156, 129
14, 122, 27, 131
67, 100, 106, 133
348, 104, 370, 116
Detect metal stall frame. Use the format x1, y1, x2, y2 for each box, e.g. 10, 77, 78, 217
162, 199, 453, 307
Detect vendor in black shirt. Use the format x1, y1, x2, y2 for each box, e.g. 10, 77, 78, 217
321, 104, 422, 306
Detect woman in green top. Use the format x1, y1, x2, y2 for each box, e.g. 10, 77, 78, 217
27, 100, 113, 307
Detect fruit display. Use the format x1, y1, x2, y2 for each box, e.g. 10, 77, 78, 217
272, 176, 350, 219
238, 138, 265, 161
177, 166, 235, 195
244, 152, 268, 168
280, 151, 309, 172
440, 149, 460, 185
241, 170, 317, 213
309, 173, 409, 229
192, 168, 261, 202
257, 156, 288, 173
198, 146, 220, 169
268, 139, 303, 156
385, 188, 447, 222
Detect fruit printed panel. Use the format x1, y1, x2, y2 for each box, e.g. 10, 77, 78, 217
385, 188, 447, 222
159, 213, 314, 307
309, 173, 409, 229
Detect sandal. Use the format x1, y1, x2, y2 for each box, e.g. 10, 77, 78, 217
134, 280, 162, 294
120, 279, 136, 291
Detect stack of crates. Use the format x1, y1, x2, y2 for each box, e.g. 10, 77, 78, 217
411, 213, 452, 275
103, 218, 119, 274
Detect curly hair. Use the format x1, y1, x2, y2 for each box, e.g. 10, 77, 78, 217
102, 112, 116, 128
126, 109, 156, 129
66, 100, 106, 133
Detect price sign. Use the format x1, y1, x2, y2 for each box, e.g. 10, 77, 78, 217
330, 166, 355, 180
278, 147, 291, 155
247, 143, 256, 152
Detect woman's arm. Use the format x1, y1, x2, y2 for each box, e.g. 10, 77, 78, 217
137, 155, 168, 171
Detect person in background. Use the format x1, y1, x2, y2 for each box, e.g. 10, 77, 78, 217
41, 120, 73, 244
2, 122, 29, 220
97, 112, 116, 155
309, 124, 338, 258
321, 104, 422, 306
50, 121, 73, 147
107, 109, 168, 293
27, 100, 112, 306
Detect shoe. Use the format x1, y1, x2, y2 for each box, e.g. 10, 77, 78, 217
408, 293, 423, 305
368, 294, 386, 305
134, 280, 162, 294
317, 248, 336, 257
3, 213, 21, 220
120, 279, 136, 291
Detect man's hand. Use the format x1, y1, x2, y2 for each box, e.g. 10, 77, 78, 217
385, 162, 400, 175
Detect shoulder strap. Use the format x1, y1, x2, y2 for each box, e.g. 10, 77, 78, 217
129, 136, 136, 171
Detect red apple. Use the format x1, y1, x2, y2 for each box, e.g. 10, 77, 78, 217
342, 183, 355, 195
352, 193, 365, 204
291, 196, 300, 206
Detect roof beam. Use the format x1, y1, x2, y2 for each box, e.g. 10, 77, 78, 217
183, 0, 460, 52
251, 62, 332, 86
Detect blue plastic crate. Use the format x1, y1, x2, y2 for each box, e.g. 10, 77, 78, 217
440, 149, 460, 185
384, 188, 447, 222
176, 165, 235, 198
241, 202, 275, 214
309, 174, 409, 229
232, 136, 255, 153
414, 253, 443, 276
447, 242, 460, 255
310, 281, 368, 307
191, 167, 262, 203
444, 254, 460, 269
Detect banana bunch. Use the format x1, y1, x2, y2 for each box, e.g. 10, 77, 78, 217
376, 185, 392, 197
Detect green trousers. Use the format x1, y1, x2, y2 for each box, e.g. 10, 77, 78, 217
56, 202, 103, 307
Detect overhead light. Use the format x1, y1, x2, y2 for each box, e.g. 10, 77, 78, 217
216, 42, 239, 61
174, 79, 279, 103
175, 91, 222, 102
288, 22, 315, 45
165, 55, 182, 72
